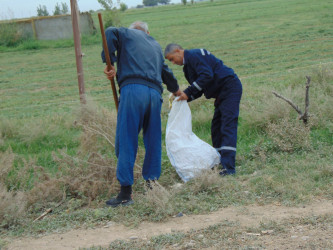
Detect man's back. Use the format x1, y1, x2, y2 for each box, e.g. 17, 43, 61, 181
102, 27, 165, 93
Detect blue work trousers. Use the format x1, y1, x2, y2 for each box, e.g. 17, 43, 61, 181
211, 77, 242, 174
115, 84, 162, 186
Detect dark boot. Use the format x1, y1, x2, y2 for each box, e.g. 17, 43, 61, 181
106, 185, 134, 207
145, 180, 156, 190
219, 168, 235, 177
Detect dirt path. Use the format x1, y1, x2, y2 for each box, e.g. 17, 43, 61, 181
6, 199, 333, 249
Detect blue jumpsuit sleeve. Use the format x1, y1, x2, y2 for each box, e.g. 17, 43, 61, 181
101, 27, 119, 64
184, 88, 203, 102
162, 63, 179, 93
184, 53, 213, 101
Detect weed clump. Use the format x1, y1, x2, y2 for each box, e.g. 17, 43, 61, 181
0, 101, 121, 228
267, 118, 311, 152
188, 169, 222, 195
0, 149, 27, 227
0, 184, 27, 229
32, 101, 120, 203
143, 181, 172, 213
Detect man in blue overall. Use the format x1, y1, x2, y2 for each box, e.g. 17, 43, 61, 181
164, 44, 242, 176
102, 22, 180, 207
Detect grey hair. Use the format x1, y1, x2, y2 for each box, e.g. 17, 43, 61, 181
164, 43, 183, 57
129, 21, 149, 33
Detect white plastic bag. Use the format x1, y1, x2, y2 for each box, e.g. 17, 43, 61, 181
165, 98, 220, 182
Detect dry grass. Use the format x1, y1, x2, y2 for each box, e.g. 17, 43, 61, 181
0, 184, 27, 228
25, 100, 146, 206
142, 181, 172, 213
75, 101, 117, 153
241, 86, 292, 130
0, 99, 149, 227
266, 117, 312, 152
0, 101, 122, 225
308, 66, 333, 129
17, 119, 60, 144
37, 101, 121, 203
0, 147, 52, 193
0, 148, 62, 208
0, 118, 19, 139
188, 168, 223, 195
0, 151, 27, 227
0, 148, 15, 184
242, 66, 333, 132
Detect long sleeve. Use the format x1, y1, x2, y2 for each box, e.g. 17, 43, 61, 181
161, 63, 179, 93
101, 27, 119, 64
183, 53, 214, 100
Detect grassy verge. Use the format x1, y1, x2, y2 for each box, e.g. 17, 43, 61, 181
0, 0, 332, 238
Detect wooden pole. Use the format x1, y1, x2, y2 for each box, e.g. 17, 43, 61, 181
70, 0, 86, 104
98, 13, 119, 112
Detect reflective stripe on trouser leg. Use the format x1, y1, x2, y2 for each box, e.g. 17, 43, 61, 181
212, 103, 238, 173
215, 147, 237, 174
115, 84, 162, 186
211, 80, 242, 174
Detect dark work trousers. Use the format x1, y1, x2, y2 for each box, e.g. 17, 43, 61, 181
211, 76, 242, 174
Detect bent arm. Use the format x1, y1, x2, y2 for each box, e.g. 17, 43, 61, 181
183, 54, 212, 101
101, 27, 119, 65
162, 63, 179, 93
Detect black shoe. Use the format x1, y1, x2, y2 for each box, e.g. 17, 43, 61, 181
146, 180, 156, 190
106, 195, 134, 207
219, 169, 229, 177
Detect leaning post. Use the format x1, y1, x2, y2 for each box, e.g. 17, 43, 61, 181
70, 0, 86, 104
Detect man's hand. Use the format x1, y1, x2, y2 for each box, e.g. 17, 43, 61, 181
173, 89, 182, 97
174, 90, 188, 101
104, 65, 116, 80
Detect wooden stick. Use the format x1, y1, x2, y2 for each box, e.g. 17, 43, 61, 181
98, 13, 119, 112
300, 76, 311, 124
33, 208, 52, 222
272, 91, 303, 116
33, 201, 64, 222
272, 76, 311, 124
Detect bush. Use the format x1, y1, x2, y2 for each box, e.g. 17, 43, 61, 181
103, 10, 121, 29
267, 117, 312, 152
0, 20, 33, 47
0, 22, 21, 46
120, 3, 128, 11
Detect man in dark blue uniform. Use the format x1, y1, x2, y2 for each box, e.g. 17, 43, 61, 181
164, 43, 242, 176
102, 22, 180, 207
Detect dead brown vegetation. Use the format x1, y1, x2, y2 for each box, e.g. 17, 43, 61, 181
30, 101, 122, 204
0, 101, 124, 226
0, 149, 27, 227
0, 184, 27, 228
266, 117, 312, 152
142, 181, 172, 213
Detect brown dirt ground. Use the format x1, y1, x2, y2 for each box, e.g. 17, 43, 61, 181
4, 199, 333, 249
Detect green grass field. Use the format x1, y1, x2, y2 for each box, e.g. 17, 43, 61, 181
0, 0, 332, 239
